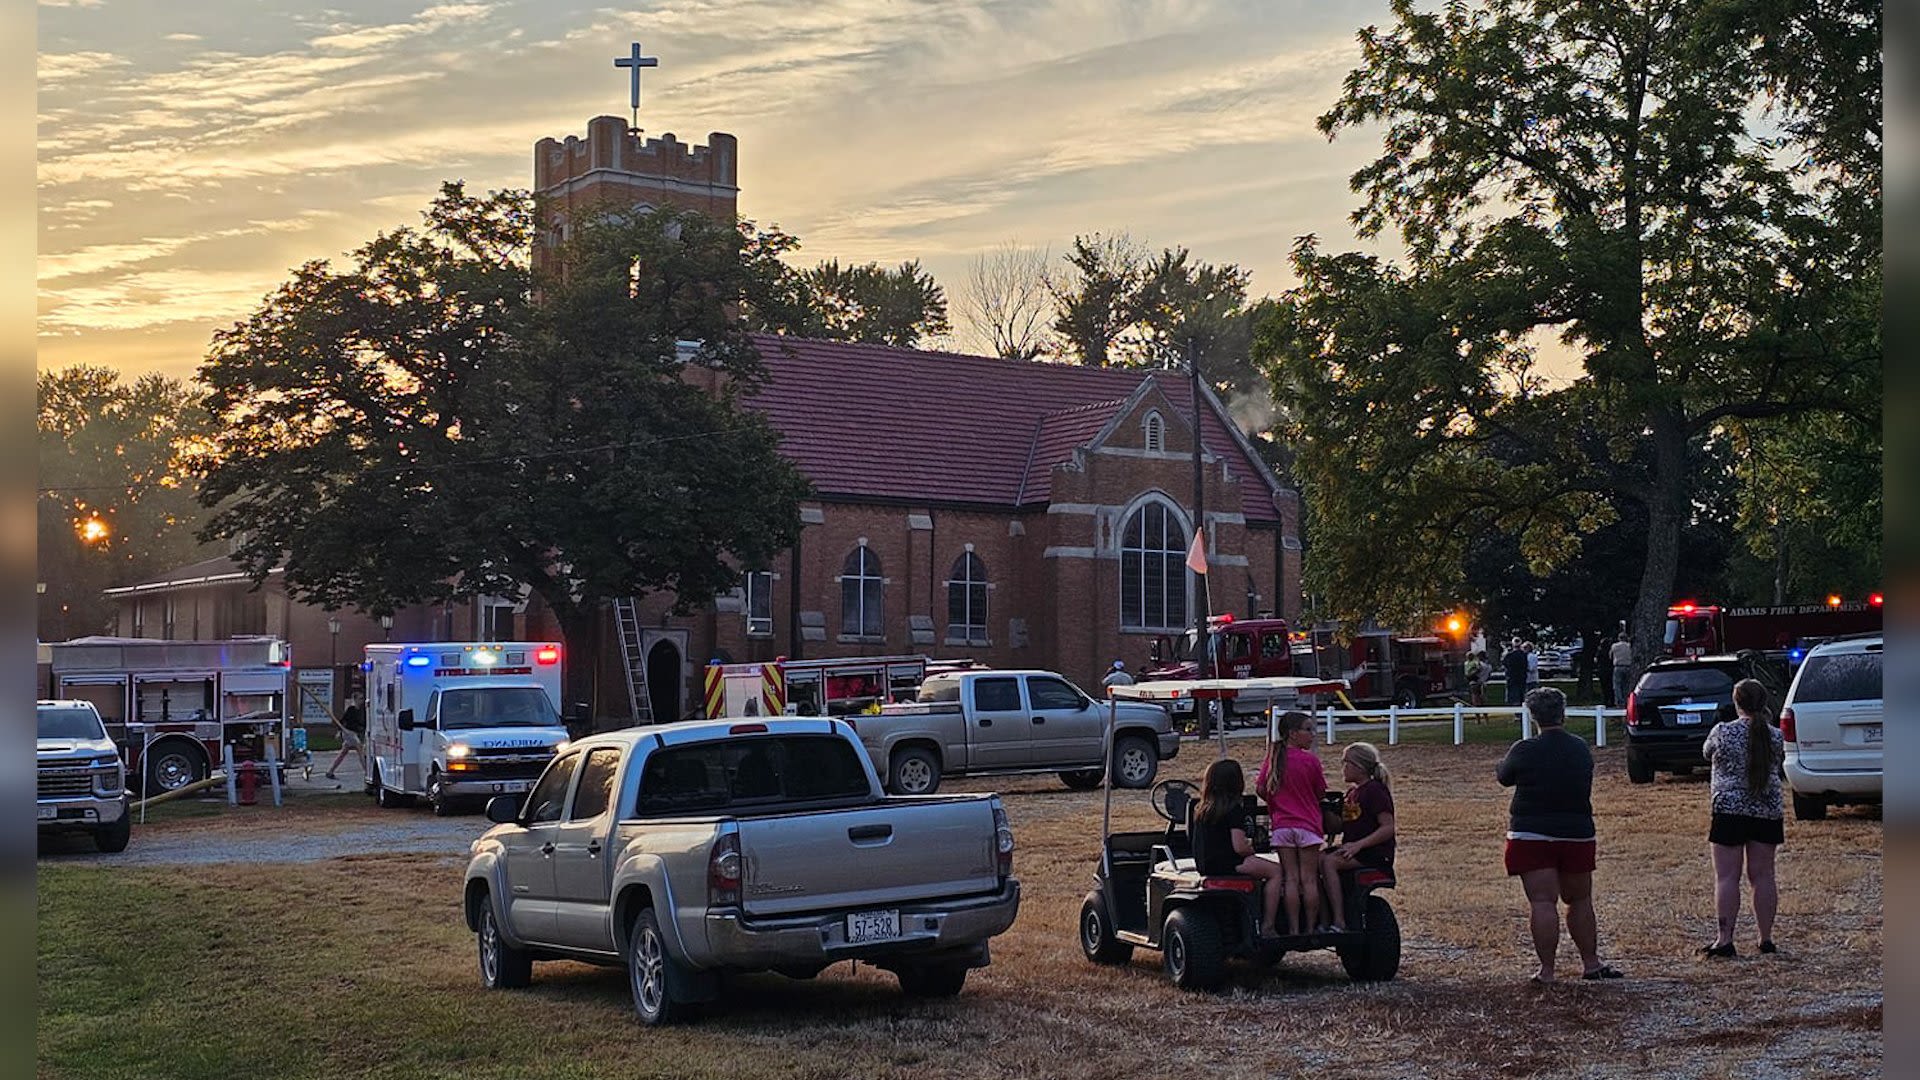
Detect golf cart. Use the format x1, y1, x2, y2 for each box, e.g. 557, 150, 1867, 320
1077, 677, 1402, 991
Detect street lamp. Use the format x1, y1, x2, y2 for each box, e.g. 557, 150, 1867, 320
379, 614, 393, 641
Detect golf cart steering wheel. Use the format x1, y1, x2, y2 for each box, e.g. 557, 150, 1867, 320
1150, 779, 1198, 824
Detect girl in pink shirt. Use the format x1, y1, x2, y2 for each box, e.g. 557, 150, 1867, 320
1255, 711, 1329, 935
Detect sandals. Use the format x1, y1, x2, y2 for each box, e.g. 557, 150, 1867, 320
1581, 964, 1626, 979
1698, 942, 1736, 959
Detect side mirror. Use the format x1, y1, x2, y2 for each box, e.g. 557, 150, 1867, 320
397, 708, 416, 731
484, 795, 522, 824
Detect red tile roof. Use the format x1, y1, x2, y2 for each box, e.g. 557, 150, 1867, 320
745, 335, 1284, 522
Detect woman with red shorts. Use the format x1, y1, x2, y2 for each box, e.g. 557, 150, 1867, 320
1495, 686, 1624, 984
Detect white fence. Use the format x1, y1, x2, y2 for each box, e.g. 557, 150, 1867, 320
1306, 702, 1626, 747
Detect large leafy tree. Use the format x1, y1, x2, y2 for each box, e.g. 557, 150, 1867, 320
1258, 0, 1880, 679
37, 367, 212, 640
197, 183, 811, 712
750, 257, 950, 347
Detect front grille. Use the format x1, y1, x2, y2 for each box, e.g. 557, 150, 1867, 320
38, 769, 95, 799
452, 752, 552, 782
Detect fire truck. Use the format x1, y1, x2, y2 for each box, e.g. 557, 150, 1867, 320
1143, 615, 1316, 732
1664, 595, 1883, 661
1295, 617, 1473, 710
701, 655, 931, 719
45, 636, 292, 796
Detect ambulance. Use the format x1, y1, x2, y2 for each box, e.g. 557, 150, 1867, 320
364, 642, 570, 816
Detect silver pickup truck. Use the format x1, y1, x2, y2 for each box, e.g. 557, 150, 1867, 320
851, 670, 1179, 795
463, 717, 1020, 1024
37, 700, 131, 853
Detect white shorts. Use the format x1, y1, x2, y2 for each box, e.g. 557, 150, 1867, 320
338, 730, 363, 751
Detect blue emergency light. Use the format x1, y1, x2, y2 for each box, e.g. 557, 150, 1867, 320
406, 655, 433, 668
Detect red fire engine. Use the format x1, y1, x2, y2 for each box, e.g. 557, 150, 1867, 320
1302, 614, 1473, 709
1664, 594, 1883, 660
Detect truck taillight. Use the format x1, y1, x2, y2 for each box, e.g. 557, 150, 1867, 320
708, 832, 742, 906
1624, 692, 1638, 728
992, 800, 1014, 879
535, 646, 560, 664
1780, 706, 1796, 743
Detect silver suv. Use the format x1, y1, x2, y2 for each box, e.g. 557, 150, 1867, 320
1781, 636, 1882, 821
37, 700, 132, 852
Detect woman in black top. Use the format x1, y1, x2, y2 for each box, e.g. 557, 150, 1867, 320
1192, 758, 1284, 937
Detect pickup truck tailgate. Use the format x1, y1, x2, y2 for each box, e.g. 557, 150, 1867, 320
738, 798, 1002, 917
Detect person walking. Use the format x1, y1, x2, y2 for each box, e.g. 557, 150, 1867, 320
1101, 660, 1135, 691
325, 693, 365, 781
1496, 686, 1623, 984
1699, 680, 1785, 957
1609, 633, 1634, 710
1465, 651, 1486, 707
1502, 639, 1529, 706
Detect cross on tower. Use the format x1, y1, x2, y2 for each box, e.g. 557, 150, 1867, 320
614, 42, 658, 130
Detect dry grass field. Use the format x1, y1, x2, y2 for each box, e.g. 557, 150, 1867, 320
38, 736, 1881, 1079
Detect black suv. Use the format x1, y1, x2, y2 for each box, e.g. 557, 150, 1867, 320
1624, 654, 1785, 784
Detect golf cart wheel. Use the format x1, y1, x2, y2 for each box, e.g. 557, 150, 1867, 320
1080, 891, 1133, 965
1112, 736, 1158, 789
1626, 749, 1655, 785
1336, 894, 1401, 982
1163, 908, 1226, 991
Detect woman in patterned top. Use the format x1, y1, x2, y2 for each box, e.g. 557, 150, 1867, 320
1700, 678, 1785, 958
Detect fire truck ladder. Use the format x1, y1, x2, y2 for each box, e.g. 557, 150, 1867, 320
613, 597, 654, 725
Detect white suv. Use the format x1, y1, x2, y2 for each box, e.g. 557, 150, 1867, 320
1781, 635, 1883, 821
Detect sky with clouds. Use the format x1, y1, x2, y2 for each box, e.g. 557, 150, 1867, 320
38, 0, 1404, 381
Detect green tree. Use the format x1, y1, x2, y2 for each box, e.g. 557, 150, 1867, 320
197, 183, 812, 713
753, 258, 950, 347
37, 367, 212, 640
1257, 0, 1879, 679
1046, 232, 1147, 368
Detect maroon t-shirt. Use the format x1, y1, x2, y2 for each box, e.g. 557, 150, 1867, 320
1341, 779, 1395, 869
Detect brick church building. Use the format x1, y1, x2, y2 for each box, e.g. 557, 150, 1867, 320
103, 115, 1301, 724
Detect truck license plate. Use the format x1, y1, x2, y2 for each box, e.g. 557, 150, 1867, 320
491, 780, 530, 794
36, 806, 54, 820
846, 910, 900, 944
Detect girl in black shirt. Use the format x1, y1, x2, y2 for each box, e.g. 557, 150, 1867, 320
1193, 758, 1285, 937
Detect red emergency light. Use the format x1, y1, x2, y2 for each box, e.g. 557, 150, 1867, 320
1678, 602, 1696, 613
1827, 594, 1843, 608
535, 645, 560, 665
1869, 593, 1884, 607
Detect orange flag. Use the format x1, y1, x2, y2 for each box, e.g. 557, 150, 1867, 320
1185, 528, 1208, 575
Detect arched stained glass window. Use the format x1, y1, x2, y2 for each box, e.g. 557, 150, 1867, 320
1120, 500, 1188, 631
946, 552, 989, 643
840, 546, 884, 637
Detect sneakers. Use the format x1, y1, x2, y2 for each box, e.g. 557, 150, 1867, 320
1759, 940, 1778, 955
324, 771, 337, 780
1699, 942, 1736, 958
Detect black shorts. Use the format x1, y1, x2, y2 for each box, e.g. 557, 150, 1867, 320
1709, 812, 1784, 847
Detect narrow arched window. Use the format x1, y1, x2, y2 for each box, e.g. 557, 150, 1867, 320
840, 546, 884, 637
1120, 499, 1188, 631
946, 552, 989, 644
1143, 411, 1165, 453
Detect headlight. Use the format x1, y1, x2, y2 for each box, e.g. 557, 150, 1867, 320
446, 743, 472, 759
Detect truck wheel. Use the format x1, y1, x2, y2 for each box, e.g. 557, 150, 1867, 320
477, 898, 532, 989
1112, 736, 1158, 789
889, 747, 942, 796
93, 807, 131, 854
1792, 791, 1828, 821
1394, 685, 1420, 710
1336, 895, 1401, 982
1059, 769, 1104, 791
1080, 891, 1133, 965
896, 962, 968, 998
1163, 908, 1226, 991
1625, 749, 1655, 785
142, 740, 206, 797
429, 772, 458, 816
628, 908, 688, 1025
